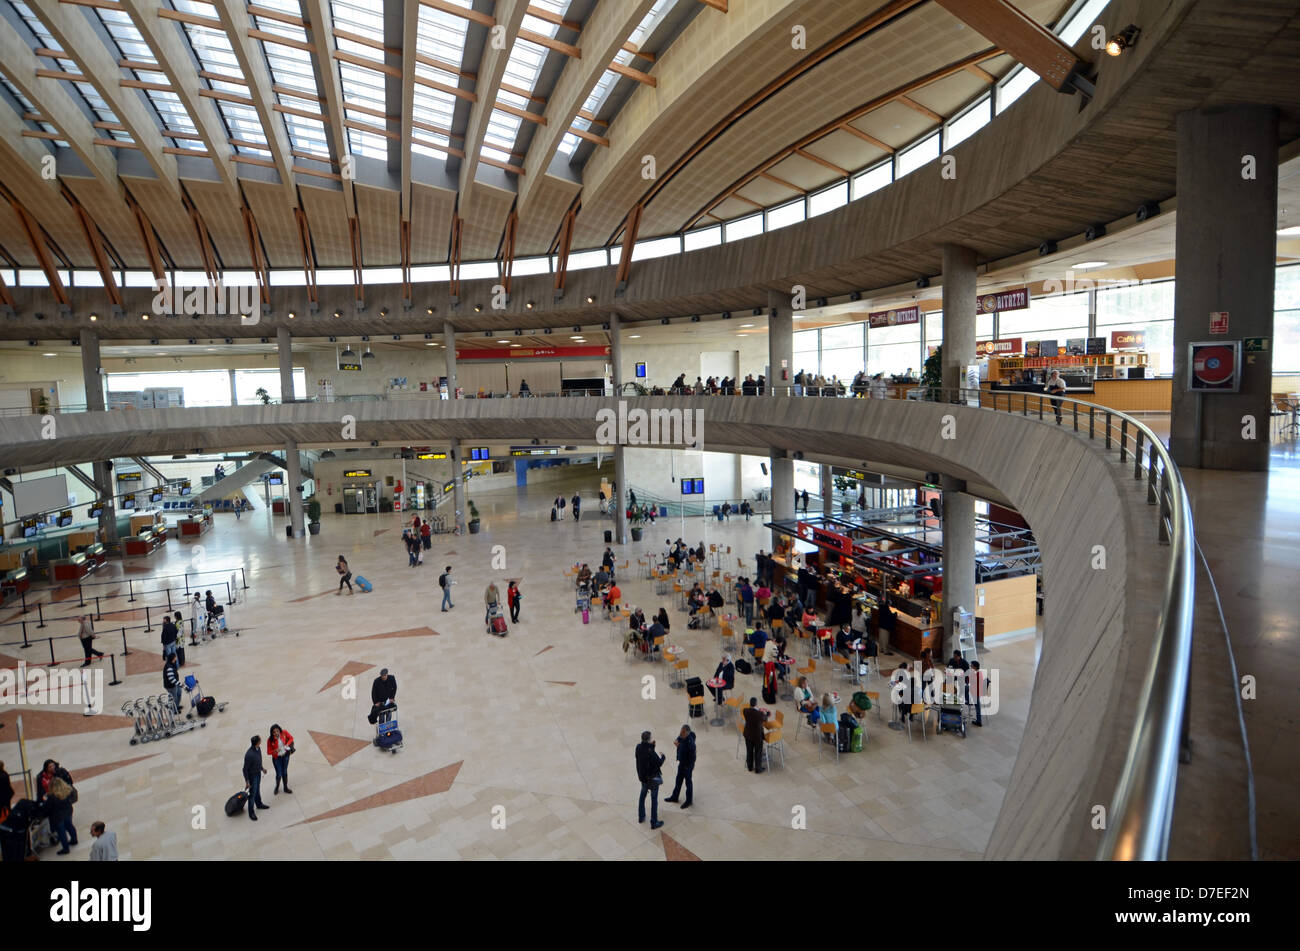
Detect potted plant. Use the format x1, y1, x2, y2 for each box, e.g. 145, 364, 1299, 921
629, 506, 645, 542
306, 498, 321, 535
255, 387, 271, 405
467, 500, 481, 534
36, 392, 49, 415
921, 344, 943, 400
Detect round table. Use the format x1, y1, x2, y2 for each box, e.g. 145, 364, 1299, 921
706, 677, 727, 726
777, 657, 796, 700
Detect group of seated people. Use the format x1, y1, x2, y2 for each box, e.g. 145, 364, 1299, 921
663, 538, 706, 571
622, 605, 672, 656
664, 374, 767, 396
575, 547, 624, 616
684, 582, 726, 629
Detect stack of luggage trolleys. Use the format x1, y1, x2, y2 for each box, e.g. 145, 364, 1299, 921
124, 694, 202, 745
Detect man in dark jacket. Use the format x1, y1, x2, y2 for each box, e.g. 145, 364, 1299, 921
663, 724, 697, 809
635, 731, 665, 830
160, 613, 178, 661
242, 736, 270, 820
368, 669, 397, 724
163, 656, 181, 712
742, 698, 767, 773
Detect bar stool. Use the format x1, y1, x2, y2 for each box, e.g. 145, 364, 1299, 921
763, 727, 786, 771
865, 690, 883, 721
723, 692, 744, 724
796, 657, 817, 694
673, 582, 685, 612
818, 722, 840, 762
831, 653, 854, 684
651, 634, 666, 663
689, 693, 707, 726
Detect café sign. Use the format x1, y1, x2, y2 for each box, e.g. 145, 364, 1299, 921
1111, 330, 1146, 349
976, 286, 1031, 314
868, 305, 921, 328
975, 337, 1024, 358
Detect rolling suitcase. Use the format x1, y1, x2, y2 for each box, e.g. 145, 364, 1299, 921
581, 608, 589, 624
604, 530, 612, 543
355, 576, 373, 592
491, 615, 508, 636
224, 791, 248, 817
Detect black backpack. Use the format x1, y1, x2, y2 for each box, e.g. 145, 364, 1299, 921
438, 573, 447, 589
734, 658, 753, 675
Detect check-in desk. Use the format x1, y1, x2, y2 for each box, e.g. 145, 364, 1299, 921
123, 527, 166, 557
178, 512, 213, 537
51, 551, 91, 582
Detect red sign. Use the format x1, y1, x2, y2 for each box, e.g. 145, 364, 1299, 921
796, 521, 854, 557
454, 345, 610, 360
1110, 330, 1145, 350
868, 305, 921, 329
1209, 311, 1229, 335
975, 337, 1024, 358
975, 286, 1030, 315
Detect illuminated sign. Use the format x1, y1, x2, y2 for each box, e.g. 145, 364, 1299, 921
1110, 330, 1145, 350
510, 448, 559, 456
679, 478, 704, 495
416, 452, 448, 460
115, 471, 142, 482
975, 286, 1030, 315
796, 521, 854, 556
868, 305, 921, 328
975, 338, 1024, 358
57, 509, 73, 527
469, 447, 490, 461
121, 493, 137, 510
342, 469, 373, 478
338, 361, 362, 372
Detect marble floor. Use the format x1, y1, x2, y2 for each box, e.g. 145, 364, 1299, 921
0, 467, 1036, 861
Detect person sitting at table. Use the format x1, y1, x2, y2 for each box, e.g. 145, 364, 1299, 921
746, 624, 769, 660
819, 693, 838, 742
645, 613, 666, 657
577, 564, 593, 587
784, 595, 804, 630
707, 587, 725, 613
695, 541, 706, 563
655, 607, 671, 636
834, 624, 855, 673
594, 565, 611, 590
947, 648, 969, 672
793, 676, 816, 715
602, 582, 622, 617
771, 629, 790, 677
754, 581, 772, 604
602, 546, 616, 572
709, 653, 735, 703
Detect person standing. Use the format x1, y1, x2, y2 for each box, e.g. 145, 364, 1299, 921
571, 493, 581, 521
485, 581, 501, 626
663, 724, 696, 810
46, 774, 77, 854
635, 731, 665, 830
507, 580, 521, 624
0, 761, 12, 825
1045, 369, 1067, 424
628, 488, 637, 509
336, 555, 353, 595
242, 736, 270, 821
969, 661, 985, 727
163, 654, 181, 713
368, 669, 397, 724
88, 821, 117, 861
190, 592, 203, 640
742, 698, 767, 774
801, 489, 809, 513
160, 612, 179, 662
267, 724, 295, 794
420, 519, 432, 551
439, 565, 455, 611
77, 615, 103, 667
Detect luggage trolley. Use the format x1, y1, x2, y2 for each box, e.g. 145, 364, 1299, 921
486, 601, 508, 637
183, 674, 228, 719
373, 702, 403, 754
574, 580, 592, 615
935, 702, 968, 739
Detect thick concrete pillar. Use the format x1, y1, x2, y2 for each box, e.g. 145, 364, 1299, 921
450, 437, 467, 533
821, 463, 834, 517
443, 323, 458, 398
941, 244, 978, 396
1171, 105, 1278, 470
767, 289, 793, 397
609, 311, 623, 391
277, 327, 295, 402
940, 476, 975, 660
770, 451, 794, 549
228, 369, 238, 406
79, 329, 117, 547
614, 446, 628, 544
284, 440, 304, 537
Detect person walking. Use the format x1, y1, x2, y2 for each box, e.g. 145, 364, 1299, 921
77, 615, 103, 667
1045, 369, 1067, 423
571, 493, 581, 521
160, 612, 179, 662
162, 654, 181, 713
742, 697, 767, 774
439, 565, 455, 611
267, 724, 295, 794
368, 669, 397, 724
507, 580, 521, 624
484, 581, 501, 626
635, 731, 665, 830
46, 773, 78, 854
663, 724, 696, 809
801, 489, 809, 513
336, 555, 353, 595
242, 736, 270, 821
88, 821, 118, 861
969, 661, 985, 727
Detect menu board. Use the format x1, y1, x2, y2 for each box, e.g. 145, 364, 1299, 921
1086, 337, 1107, 355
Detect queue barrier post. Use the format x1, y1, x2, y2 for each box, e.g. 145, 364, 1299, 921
144, 605, 152, 633
48, 637, 55, 666
107, 653, 121, 687
20, 589, 28, 615
225, 580, 233, 606
36, 603, 45, 630
20, 619, 31, 649
241, 568, 248, 590
78, 583, 85, 607
95, 595, 102, 621
166, 587, 173, 612
120, 628, 130, 657
184, 574, 189, 596
128, 579, 135, 603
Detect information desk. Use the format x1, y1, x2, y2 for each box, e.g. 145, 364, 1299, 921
122, 528, 166, 557
880, 607, 941, 658
178, 513, 213, 537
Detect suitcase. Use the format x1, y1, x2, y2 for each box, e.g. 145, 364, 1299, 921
838, 725, 851, 753
581, 608, 589, 624
196, 696, 216, 717
224, 791, 248, 817
355, 576, 373, 592
550, 508, 557, 521
491, 615, 508, 635
375, 723, 403, 749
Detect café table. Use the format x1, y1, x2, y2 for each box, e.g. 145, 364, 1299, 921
706, 677, 727, 725
777, 657, 796, 700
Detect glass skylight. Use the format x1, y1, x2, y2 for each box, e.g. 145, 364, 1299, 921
411, 1, 469, 158
329, 0, 387, 160
95, 8, 204, 150
480, 1, 570, 167
171, 0, 272, 154
253, 0, 330, 159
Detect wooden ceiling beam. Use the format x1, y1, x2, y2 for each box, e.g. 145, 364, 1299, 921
568, 125, 609, 147
526, 5, 581, 33
66, 185, 122, 309
758, 170, 805, 194
294, 205, 317, 304
837, 122, 894, 153
420, 0, 494, 29
7, 193, 69, 307
622, 42, 652, 61
698, 0, 728, 11
964, 61, 996, 83
518, 27, 580, 59
607, 61, 655, 87
457, 0, 527, 211
614, 200, 641, 287
241, 203, 270, 306
500, 208, 518, 295
934, 0, 1082, 92
896, 94, 943, 122
124, 188, 166, 282
448, 213, 462, 298
29, 0, 181, 197
299, 0, 355, 217
398, 0, 419, 224
553, 204, 576, 293
792, 147, 847, 175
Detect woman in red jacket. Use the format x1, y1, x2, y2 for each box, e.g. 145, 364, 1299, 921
267, 724, 295, 795
507, 580, 521, 623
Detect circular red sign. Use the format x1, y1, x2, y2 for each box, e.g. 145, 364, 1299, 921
1192, 345, 1236, 386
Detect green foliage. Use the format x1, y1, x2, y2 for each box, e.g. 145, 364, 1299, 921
306, 498, 322, 524
255, 387, 271, 405
922, 345, 943, 392
469, 500, 480, 520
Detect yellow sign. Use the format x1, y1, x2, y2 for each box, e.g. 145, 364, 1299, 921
343, 469, 372, 478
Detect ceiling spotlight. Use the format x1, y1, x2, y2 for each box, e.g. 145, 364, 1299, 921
573, 326, 582, 332
690, 315, 701, 322
660, 317, 670, 325
1038, 240, 1058, 256
816, 298, 827, 308
328, 336, 337, 343
570, 335, 583, 340
149, 339, 159, 345
474, 305, 483, 312
423, 332, 433, 339
260, 336, 269, 344
497, 339, 510, 343
1085, 223, 1107, 242
740, 323, 754, 328
427, 307, 434, 315
483, 331, 492, 338
752, 308, 762, 317
363, 346, 375, 359
225, 337, 234, 344
585, 296, 595, 304
89, 313, 98, 322
1105, 24, 1140, 57
525, 302, 534, 309
391, 335, 401, 341
187, 338, 196, 344
850, 291, 862, 302
721, 312, 731, 320
379, 308, 388, 317
514, 328, 523, 335
1073, 261, 1109, 270
1136, 201, 1161, 221
915, 277, 930, 289
628, 334, 641, 338
288, 311, 296, 319
340, 345, 357, 359
239, 313, 248, 322
333, 310, 341, 318
542, 328, 552, 334
361, 335, 370, 342
141, 313, 149, 320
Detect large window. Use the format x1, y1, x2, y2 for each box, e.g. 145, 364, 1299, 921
793, 329, 819, 377
820, 324, 865, 382
896, 132, 940, 178
1276, 265, 1300, 372
1096, 281, 1175, 374
867, 322, 921, 378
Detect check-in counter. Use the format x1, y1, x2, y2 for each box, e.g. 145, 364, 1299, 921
123, 528, 165, 557
83, 542, 106, 568
51, 551, 91, 582
178, 512, 213, 537
2, 566, 30, 599
130, 513, 166, 536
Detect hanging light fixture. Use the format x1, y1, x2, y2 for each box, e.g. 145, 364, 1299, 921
340, 343, 358, 359
363, 345, 376, 359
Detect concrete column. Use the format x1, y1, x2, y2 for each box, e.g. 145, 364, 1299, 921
821, 463, 834, 517
770, 452, 794, 549
941, 244, 978, 396
940, 476, 975, 660
450, 437, 467, 533
443, 323, 458, 398
1171, 105, 1278, 471
284, 440, 304, 537
79, 329, 117, 546
614, 445, 628, 544
767, 289, 793, 397
609, 311, 622, 391
228, 368, 238, 406
277, 326, 295, 402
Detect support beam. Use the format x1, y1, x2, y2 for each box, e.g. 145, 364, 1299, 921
614, 201, 641, 289
450, 436, 467, 535
348, 216, 364, 306
896, 94, 942, 122
284, 440, 305, 536
443, 321, 458, 397
448, 213, 462, 299
553, 204, 576, 295
933, 0, 1084, 92
28, 0, 180, 198
66, 187, 123, 310
821, 464, 833, 518
214, 0, 301, 211
940, 478, 975, 659
295, 205, 318, 306
770, 452, 793, 551
500, 209, 518, 296
398, 0, 420, 222
837, 122, 895, 153
457, 0, 527, 209
767, 288, 792, 398
277, 326, 295, 402
517, 0, 656, 219
300, 0, 356, 211
242, 204, 271, 307
125, 190, 166, 283
5, 192, 69, 308
183, 192, 220, 286
399, 218, 411, 304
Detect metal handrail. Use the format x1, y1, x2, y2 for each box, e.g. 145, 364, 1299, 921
916, 385, 1193, 860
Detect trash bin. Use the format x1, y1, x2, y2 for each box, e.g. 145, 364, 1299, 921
285, 525, 293, 537
604, 529, 613, 544
686, 677, 704, 717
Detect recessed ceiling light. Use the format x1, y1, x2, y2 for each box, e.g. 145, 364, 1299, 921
1278, 226, 1300, 236
42, 352, 56, 357
792, 314, 804, 320
1073, 261, 1109, 269
510, 344, 521, 348
141, 314, 149, 320
570, 335, 583, 339
497, 339, 510, 343
627, 334, 640, 338
288, 312, 296, 319
740, 323, 754, 328
426, 342, 438, 347
206, 347, 217, 351
89, 314, 97, 322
